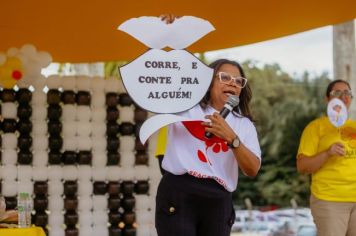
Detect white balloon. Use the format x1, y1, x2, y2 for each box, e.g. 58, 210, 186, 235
17, 180, 33, 195
0, 53, 6, 65
116, 76, 127, 94
17, 166, 33, 181
31, 91, 47, 105
77, 135, 92, 150
16, 79, 30, 89
32, 75, 47, 90
2, 165, 17, 181
91, 109, 106, 122
91, 92, 105, 108
105, 77, 120, 92
76, 106, 91, 121
92, 210, 108, 226
1, 102, 17, 119
23, 58, 41, 79
119, 106, 135, 122
17, 165, 32, 181
32, 150, 48, 166
46, 74, 62, 89
76, 76, 91, 91
120, 167, 135, 181
78, 227, 93, 236
48, 211, 64, 226
2, 180, 18, 197
48, 180, 63, 195
136, 195, 151, 210
136, 224, 151, 236
91, 76, 106, 91
92, 225, 108, 236
135, 166, 149, 180
62, 76, 76, 90
48, 195, 64, 211
32, 166, 49, 181
48, 166, 63, 181
77, 166, 92, 182
63, 121, 77, 137
119, 136, 135, 152
49, 228, 65, 236
2, 149, 17, 165
6, 47, 19, 57
78, 210, 93, 226
120, 151, 135, 168
62, 105, 76, 121
92, 151, 107, 167
32, 106, 47, 121
62, 166, 78, 180
78, 195, 93, 211
2, 133, 18, 149
77, 121, 92, 136
106, 166, 122, 181
33, 136, 49, 151
17, 53, 28, 65
32, 122, 48, 135
78, 181, 93, 197
92, 196, 107, 211
63, 136, 78, 151
92, 138, 106, 152
20, 44, 37, 57
92, 167, 107, 181
38, 51, 52, 67
136, 210, 152, 224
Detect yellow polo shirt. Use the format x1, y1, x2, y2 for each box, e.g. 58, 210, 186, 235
297, 116, 356, 202
154, 127, 168, 157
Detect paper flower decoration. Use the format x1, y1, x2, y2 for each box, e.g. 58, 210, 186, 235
0, 44, 52, 89
0, 57, 24, 88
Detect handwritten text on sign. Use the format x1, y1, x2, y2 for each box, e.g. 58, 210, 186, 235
119, 49, 213, 113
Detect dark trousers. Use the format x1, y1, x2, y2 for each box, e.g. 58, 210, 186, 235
155, 172, 235, 236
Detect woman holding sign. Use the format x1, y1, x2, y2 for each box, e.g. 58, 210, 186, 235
297, 79, 356, 236
155, 57, 262, 236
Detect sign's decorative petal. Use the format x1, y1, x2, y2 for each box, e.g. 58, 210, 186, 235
118, 16, 215, 49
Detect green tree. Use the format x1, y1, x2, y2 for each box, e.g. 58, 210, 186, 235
231, 61, 330, 208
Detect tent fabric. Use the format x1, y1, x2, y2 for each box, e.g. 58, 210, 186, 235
1, 0, 355, 63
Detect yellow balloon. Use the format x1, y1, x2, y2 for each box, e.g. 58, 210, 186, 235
2, 79, 16, 89
5, 57, 22, 68
0, 56, 24, 88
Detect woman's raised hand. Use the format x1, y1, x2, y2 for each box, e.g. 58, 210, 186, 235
160, 14, 180, 24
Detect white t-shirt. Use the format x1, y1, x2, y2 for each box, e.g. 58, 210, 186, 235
162, 104, 261, 192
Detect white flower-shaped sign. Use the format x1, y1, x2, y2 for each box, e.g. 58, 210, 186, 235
118, 16, 215, 114
118, 16, 215, 142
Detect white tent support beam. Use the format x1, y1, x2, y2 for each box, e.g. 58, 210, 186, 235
333, 20, 356, 118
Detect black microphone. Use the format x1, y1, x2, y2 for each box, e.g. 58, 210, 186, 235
205, 95, 240, 138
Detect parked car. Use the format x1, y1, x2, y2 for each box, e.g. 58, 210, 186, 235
296, 224, 317, 236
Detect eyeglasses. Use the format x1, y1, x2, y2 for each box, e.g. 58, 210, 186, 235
330, 90, 353, 98
217, 72, 247, 88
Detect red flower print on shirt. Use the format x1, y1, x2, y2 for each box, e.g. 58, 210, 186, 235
182, 120, 229, 165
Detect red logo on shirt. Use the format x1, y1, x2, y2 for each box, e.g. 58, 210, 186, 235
182, 121, 229, 165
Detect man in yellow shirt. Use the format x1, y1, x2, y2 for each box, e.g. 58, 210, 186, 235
297, 79, 356, 236
155, 127, 168, 175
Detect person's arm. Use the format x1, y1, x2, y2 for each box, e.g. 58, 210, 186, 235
297, 142, 345, 174
203, 112, 260, 177
230, 140, 260, 177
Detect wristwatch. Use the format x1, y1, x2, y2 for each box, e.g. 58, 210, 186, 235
228, 136, 240, 149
